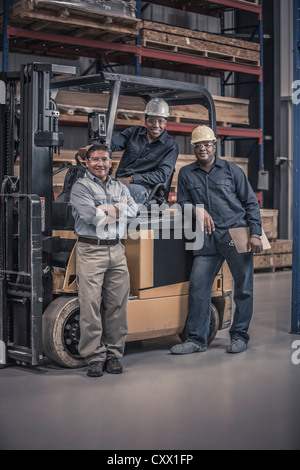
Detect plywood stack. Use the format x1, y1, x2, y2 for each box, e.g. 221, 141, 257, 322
141, 20, 260, 67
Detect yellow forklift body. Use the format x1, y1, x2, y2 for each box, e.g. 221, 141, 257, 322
52, 228, 233, 343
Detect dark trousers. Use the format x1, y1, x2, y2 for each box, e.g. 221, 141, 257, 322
187, 238, 254, 347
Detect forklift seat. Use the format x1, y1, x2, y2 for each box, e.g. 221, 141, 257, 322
55, 154, 87, 203
53, 154, 86, 230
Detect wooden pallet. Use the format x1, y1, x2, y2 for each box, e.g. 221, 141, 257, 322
170, 96, 249, 126
141, 21, 260, 67
56, 90, 249, 127
254, 239, 293, 271
3, 0, 141, 41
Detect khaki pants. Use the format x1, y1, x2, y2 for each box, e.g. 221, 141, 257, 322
76, 242, 130, 364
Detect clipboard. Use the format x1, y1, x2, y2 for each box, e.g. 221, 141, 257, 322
228, 227, 271, 253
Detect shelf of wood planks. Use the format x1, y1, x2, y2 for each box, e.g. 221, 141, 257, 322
1, 0, 141, 42
56, 90, 250, 128
140, 21, 260, 67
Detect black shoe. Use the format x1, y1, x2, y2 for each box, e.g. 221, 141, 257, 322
87, 361, 104, 377
228, 339, 247, 354
105, 358, 123, 374
170, 340, 207, 355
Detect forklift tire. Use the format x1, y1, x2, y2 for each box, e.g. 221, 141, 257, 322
179, 302, 220, 346
42, 296, 86, 368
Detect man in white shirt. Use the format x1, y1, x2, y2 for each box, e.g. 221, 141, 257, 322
70, 144, 138, 377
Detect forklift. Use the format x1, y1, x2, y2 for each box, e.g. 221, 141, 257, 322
0, 63, 232, 368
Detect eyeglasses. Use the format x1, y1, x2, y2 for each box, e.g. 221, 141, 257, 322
193, 142, 215, 150
146, 118, 167, 126
89, 157, 110, 163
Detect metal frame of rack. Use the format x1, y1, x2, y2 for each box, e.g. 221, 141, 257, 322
292, 0, 300, 335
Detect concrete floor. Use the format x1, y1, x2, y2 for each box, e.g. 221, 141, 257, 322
0, 270, 299, 450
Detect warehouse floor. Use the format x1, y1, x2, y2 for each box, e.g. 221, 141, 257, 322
0, 270, 299, 451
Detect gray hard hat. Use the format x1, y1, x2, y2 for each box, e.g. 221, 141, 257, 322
145, 98, 170, 118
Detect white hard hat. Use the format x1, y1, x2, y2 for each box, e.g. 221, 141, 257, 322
145, 98, 170, 118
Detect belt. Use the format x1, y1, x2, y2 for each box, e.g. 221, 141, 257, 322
78, 236, 119, 246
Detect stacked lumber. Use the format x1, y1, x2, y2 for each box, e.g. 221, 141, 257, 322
2, 0, 141, 42
140, 20, 260, 67
169, 96, 249, 126
56, 90, 249, 127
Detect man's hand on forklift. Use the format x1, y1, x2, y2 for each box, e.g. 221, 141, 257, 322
194, 207, 215, 234
117, 177, 133, 185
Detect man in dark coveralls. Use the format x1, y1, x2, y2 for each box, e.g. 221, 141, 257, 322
171, 125, 263, 356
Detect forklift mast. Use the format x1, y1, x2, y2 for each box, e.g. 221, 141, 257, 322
0, 63, 217, 367
0, 63, 75, 366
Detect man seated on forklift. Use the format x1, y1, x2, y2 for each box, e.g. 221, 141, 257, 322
70, 143, 138, 377
170, 125, 263, 356
111, 98, 179, 204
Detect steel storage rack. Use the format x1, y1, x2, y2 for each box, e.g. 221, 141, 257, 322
1, 0, 263, 167
292, 0, 300, 335
133, 0, 264, 192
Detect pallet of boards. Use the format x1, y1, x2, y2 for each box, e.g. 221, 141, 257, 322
140, 20, 260, 67
1, 0, 141, 42
56, 90, 249, 127
254, 239, 293, 272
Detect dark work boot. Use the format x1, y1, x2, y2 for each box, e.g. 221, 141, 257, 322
87, 361, 104, 377
105, 358, 123, 374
